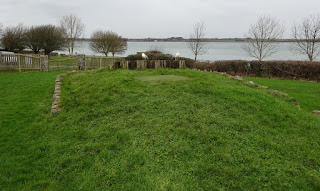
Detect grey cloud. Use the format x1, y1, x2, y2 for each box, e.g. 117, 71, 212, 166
0, 0, 319, 38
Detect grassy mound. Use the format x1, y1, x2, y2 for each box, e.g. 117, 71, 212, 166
1, 69, 320, 190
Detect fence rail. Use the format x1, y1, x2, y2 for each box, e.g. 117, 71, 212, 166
0, 53, 48, 72
49, 58, 77, 71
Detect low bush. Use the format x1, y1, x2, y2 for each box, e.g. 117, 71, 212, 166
192, 60, 320, 81
125, 53, 320, 81
125, 54, 143, 61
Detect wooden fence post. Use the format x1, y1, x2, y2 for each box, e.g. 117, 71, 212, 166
123, 61, 130, 69
40, 55, 49, 72
137, 60, 141, 70
137, 60, 147, 70
163, 60, 167, 68
155, 60, 161, 69
179, 60, 186, 69
143, 60, 147, 69
99, 57, 102, 68
18, 54, 21, 72
76, 54, 86, 70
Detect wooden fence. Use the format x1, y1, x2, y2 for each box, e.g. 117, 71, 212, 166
123, 60, 186, 70
76, 55, 124, 70
48, 58, 77, 71
0, 53, 186, 72
85, 56, 124, 70
0, 53, 48, 72
76, 55, 186, 71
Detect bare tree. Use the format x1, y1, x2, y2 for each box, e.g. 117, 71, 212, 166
243, 16, 285, 61
60, 14, 85, 55
90, 30, 123, 57
36, 25, 66, 56
110, 35, 127, 58
25, 26, 43, 54
0, 23, 3, 47
0, 23, 3, 36
291, 15, 320, 61
1, 23, 26, 52
188, 21, 208, 62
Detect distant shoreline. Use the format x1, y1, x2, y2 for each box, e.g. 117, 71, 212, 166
77, 38, 301, 43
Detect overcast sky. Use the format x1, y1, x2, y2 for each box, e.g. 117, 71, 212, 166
0, 0, 319, 38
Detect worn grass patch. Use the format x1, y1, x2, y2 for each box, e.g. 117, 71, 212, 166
135, 74, 189, 83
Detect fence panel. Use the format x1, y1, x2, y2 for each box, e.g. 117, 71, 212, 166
85, 57, 124, 70
0, 54, 44, 72
20, 55, 41, 71
0, 54, 18, 72
48, 58, 77, 71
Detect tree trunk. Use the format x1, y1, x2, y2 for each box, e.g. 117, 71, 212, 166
71, 41, 74, 55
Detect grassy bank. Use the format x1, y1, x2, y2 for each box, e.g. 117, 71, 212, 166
1, 69, 320, 190
244, 77, 320, 112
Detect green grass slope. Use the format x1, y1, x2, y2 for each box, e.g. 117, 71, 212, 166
1, 69, 320, 190
244, 77, 320, 113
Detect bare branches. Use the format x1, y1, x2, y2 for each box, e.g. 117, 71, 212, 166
60, 14, 85, 55
1, 23, 26, 52
291, 15, 320, 61
90, 30, 127, 57
243, 16, 285, 61
32, 25, 66, 56
25, 26, 43, 53
110, 36, 127, 58
188, 21, 208, 62
0, 23, 3, 36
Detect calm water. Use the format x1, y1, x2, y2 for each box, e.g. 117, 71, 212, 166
57, 41, 312, 61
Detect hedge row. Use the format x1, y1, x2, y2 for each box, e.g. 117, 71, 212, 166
190, 60, 320, 81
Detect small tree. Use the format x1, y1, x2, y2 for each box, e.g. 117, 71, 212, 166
110, 35, 127, 58
291, 15, 320, 61
90, 30, 118, 56
25, 26, 43, 54
243, 16, 285, 61
188, 21, 208, 62
38, 25, 66, 56
60, 14, 85, 55
1, 24, 26, 52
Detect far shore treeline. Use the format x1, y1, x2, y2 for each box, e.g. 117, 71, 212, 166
0, 14, 320, 62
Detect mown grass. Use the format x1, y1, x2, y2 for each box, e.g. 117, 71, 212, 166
244, 77, 320, 112
0, 71, 64, 190
1, 69, 320, 190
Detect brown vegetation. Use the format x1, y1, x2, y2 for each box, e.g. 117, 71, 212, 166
190, 60, 320, 81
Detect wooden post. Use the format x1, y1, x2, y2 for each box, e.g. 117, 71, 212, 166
163, 60, 167, 68
137, 60, 147, 70
40, 55, 49, 72
143, 60, 147, 69
137, 60, 141, 70
99, 57, 102, 68
18, 54, 21, 72
179, 60, 186, 69
76, 54, 86, 70
155, 60, 161, 69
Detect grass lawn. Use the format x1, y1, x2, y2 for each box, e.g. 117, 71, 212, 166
244, 77, 320, 112
1, 69, 320, 190
0, 71, 64, 190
